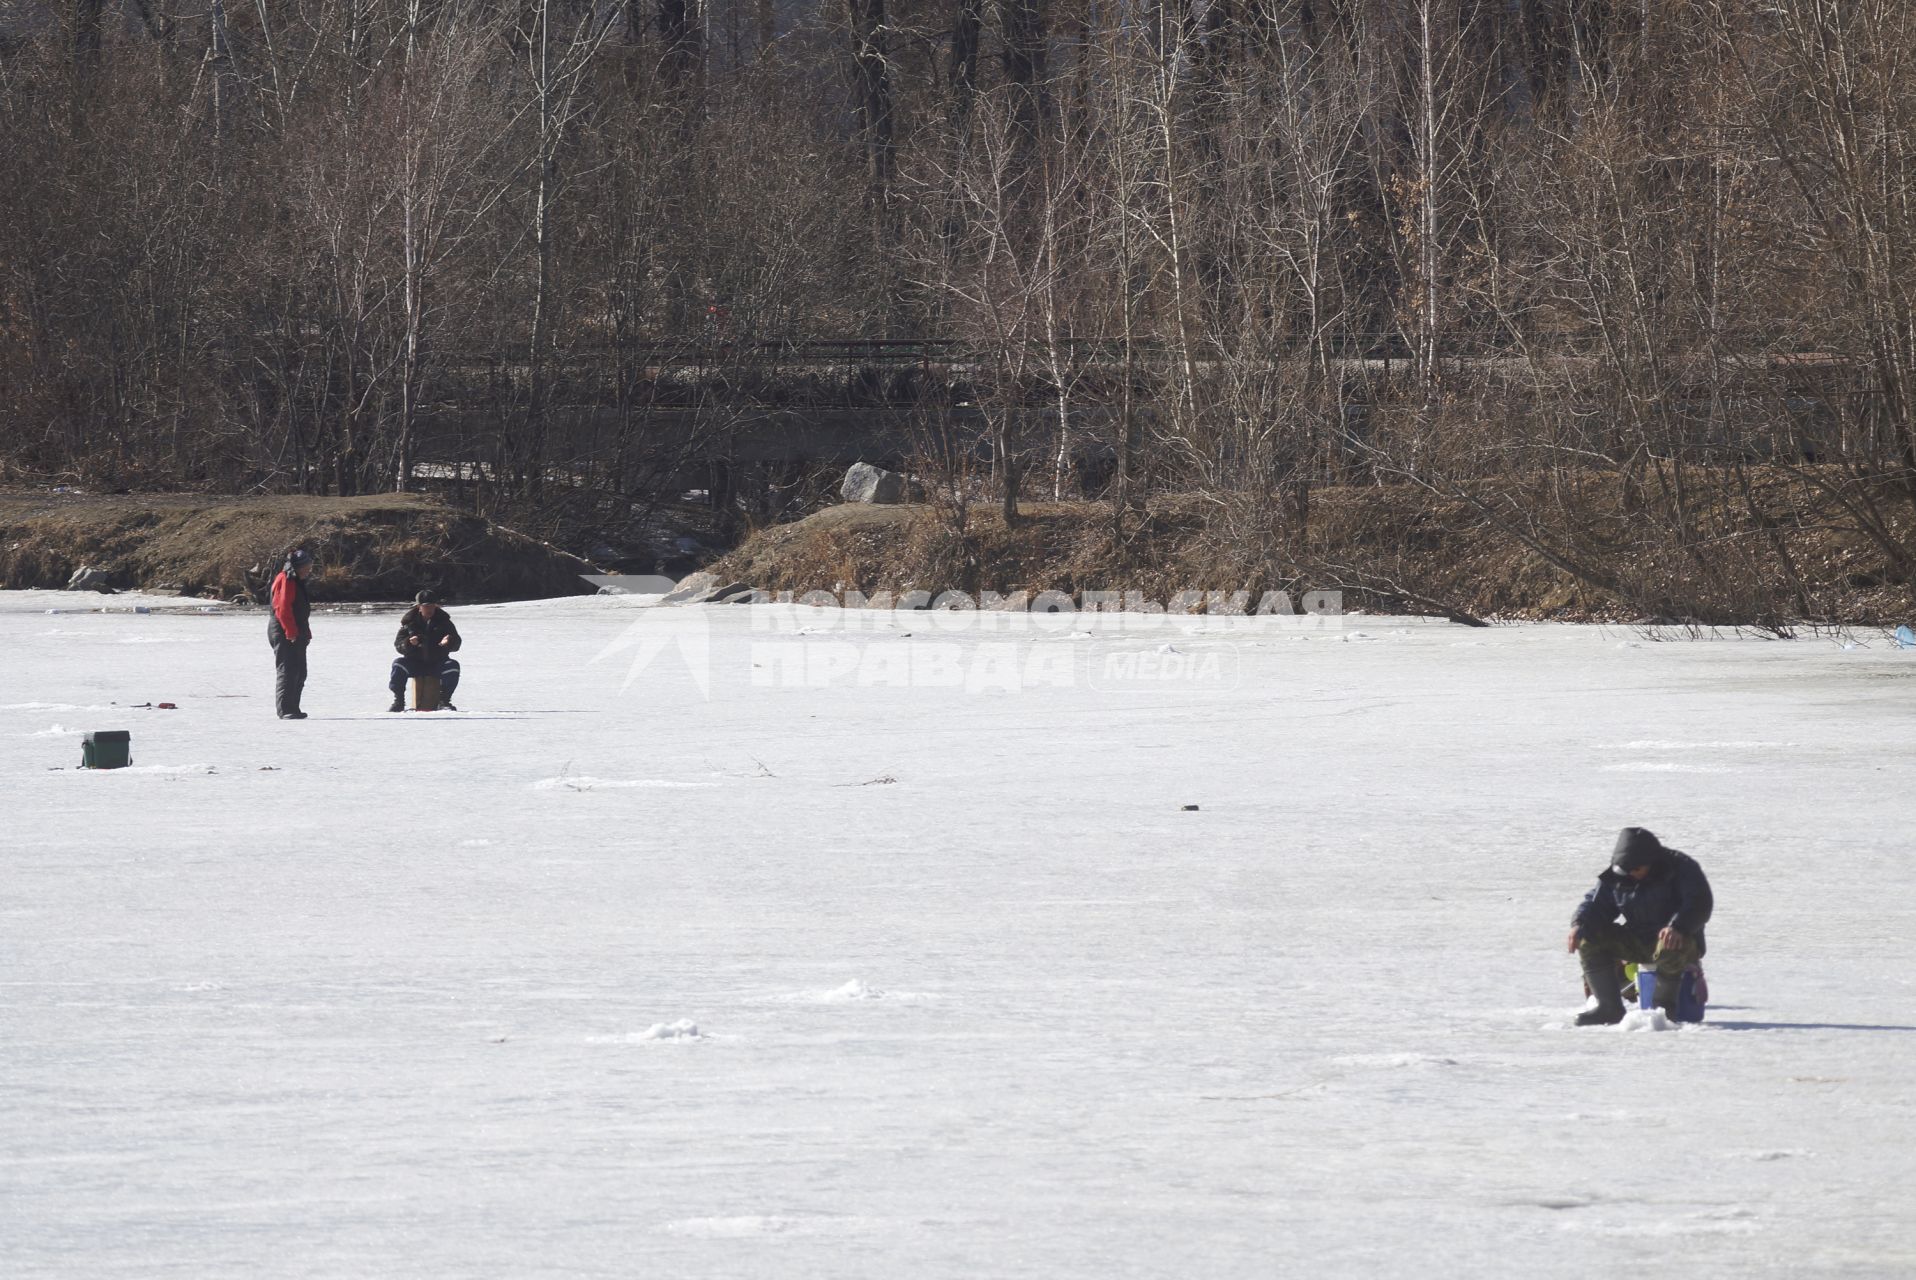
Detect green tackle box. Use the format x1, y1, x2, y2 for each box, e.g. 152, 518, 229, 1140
82, 730, 131, 770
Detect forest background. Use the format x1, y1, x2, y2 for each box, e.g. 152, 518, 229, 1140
3, 0, 1915, 625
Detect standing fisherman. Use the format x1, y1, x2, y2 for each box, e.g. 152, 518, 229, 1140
269, 548, 315, 720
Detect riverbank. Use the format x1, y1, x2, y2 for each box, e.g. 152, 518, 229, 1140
0, 492, 596, 602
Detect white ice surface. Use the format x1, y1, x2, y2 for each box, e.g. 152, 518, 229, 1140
4, 596, 1915, 1277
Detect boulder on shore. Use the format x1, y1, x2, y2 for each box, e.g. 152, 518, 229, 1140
66, 566, 117, 593
659, 571, 722, 604
841, 462, 905, 505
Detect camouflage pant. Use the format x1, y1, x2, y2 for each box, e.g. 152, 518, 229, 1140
1578, 925, 1701, 986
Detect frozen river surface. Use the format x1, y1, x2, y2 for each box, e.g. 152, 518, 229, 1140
4, 590, 1914, 1278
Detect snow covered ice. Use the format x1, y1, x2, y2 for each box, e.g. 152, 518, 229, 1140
4, 590, 1915, 1277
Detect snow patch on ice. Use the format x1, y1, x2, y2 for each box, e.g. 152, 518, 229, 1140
531, 776, 720, 791
597, 1019, 705, 1042
1600, 762, 1733, 773
75, 763, 218, 776
779, 979, 929, 1003
458, 838, 494, 848
1538, 1009, 1689, 1032
637, 1020, 701, 1041
28, 723, 78, 736
589, 1020, 703, 1043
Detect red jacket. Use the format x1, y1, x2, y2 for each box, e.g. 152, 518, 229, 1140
270, 570, 310, 643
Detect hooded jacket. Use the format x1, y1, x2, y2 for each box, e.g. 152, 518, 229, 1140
393, 605, 462, 659
269, 563, 311, 645
1573, 828, 1714, 955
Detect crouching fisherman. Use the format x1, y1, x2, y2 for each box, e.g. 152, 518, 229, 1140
388, 590, 462, 711
1568, 827, 1713, 1025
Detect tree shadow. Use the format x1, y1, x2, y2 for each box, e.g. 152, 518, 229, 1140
1705, 1020, 1916, 1033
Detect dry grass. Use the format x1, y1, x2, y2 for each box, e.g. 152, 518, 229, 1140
0, 492, 593, 601
710, 471, 1916, 626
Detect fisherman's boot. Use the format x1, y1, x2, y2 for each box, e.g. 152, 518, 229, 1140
388, 694, 405, 713
1575, 956, 1629, 1026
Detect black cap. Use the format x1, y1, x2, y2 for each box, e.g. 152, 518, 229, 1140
288, 548, 313, 568
1611, 827, 1664, 873
414, 589, 441, 605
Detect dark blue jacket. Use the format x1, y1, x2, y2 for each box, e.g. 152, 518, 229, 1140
1573, 847, 1713, 955
393, 606, 461, 657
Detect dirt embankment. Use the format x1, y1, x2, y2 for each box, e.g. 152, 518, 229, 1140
0, 492, 598, 602
709, 479, 1916, 626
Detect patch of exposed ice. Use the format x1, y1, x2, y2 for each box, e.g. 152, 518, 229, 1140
531, 776, 720, 791
1332, 1052, 1461, 1068
659, 1215, 870, 1238
1574, 1209, 1761, 1237
1609, 740, 1788, 750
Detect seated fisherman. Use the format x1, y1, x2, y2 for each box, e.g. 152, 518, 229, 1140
388, 590, 462, 711
1567, 827, 1714, 1025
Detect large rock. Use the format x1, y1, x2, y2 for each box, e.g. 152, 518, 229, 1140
65, 566, 118, 593
659, 571, 722, 604
657, 572, 756, 605
841, 462, 905, 505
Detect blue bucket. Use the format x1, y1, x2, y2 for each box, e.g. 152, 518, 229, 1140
1636, 967, 1707, 1022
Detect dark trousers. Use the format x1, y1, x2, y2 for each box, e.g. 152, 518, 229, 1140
271, 636, 308, 716
1578, 924, 1701, 986
390, 654, 460, 699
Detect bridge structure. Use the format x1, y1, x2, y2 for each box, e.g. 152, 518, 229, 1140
404, 338, 1880, 514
